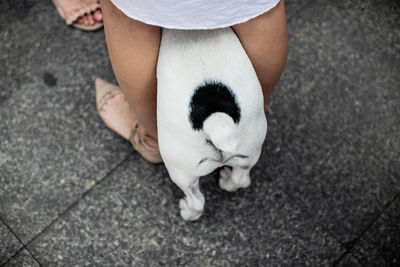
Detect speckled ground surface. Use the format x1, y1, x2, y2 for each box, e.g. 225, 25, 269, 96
1, 0, 399, 266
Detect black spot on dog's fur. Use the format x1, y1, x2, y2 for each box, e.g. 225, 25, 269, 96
189, 81, 241, 130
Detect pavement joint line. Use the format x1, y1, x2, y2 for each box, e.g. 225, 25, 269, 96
0, 216, 43, 267
280, 140, 398, 267
333, 250, 367, 267
1, 152, 134, 266
333, 192, 400, 266
0, 245, 43, 267
279, 124, 399, 267
2, 246, 44, 267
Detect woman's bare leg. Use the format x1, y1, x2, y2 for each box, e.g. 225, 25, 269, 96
232, 0, 288, 102
99, 0, 287, 143
100, 0, 160, 139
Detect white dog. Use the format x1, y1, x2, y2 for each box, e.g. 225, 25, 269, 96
157, 28, 267, 221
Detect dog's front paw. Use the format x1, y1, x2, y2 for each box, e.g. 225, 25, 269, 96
179, 198, 203, 221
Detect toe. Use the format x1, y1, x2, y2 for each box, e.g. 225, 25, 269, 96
94, 9, 103, 22
86, 14, 95, 25
81, 15, 88, 25
76, 17, 84, 24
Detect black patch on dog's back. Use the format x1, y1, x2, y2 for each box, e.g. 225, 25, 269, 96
189, 81, 241, 130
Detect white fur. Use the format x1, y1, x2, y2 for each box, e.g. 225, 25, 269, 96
157, 28, 267, 221
203, 112, 240, 153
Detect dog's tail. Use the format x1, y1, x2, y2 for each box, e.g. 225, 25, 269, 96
203, 112, 240, 153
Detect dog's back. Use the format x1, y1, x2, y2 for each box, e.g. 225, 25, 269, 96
157, 28, 267, 177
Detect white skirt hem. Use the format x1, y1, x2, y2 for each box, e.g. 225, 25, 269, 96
110, 0, 280, 30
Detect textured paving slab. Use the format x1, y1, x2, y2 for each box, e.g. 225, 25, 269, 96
0, 220, 22, 265
264, 0, 400, 244
28, 154, 344, 266
1, 0, 399, 265
351, 196, 400, 266
330, 0, 400, 179
335, 253, 363, 267
0, 0, 132, 244
334, 0, 400, 53
3, 249, 40, 267
0, 152, 8, 167
284, 0, 313, 20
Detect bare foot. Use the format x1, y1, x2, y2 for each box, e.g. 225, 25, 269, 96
96, 78, 135, 141
52, 0, 103, 27
95, 78, 163, 164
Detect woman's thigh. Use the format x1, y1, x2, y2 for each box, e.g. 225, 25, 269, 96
100, 0, 161, 136
100, 0, 161, 99
232, 0, 288, 102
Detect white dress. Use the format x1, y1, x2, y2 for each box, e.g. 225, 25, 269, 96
110, 0, 280, 29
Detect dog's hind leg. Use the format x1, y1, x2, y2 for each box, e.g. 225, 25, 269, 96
219, 166, 251, 192
169, 172, 205, 221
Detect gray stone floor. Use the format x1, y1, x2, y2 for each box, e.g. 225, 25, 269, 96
1, 0, 399, 266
